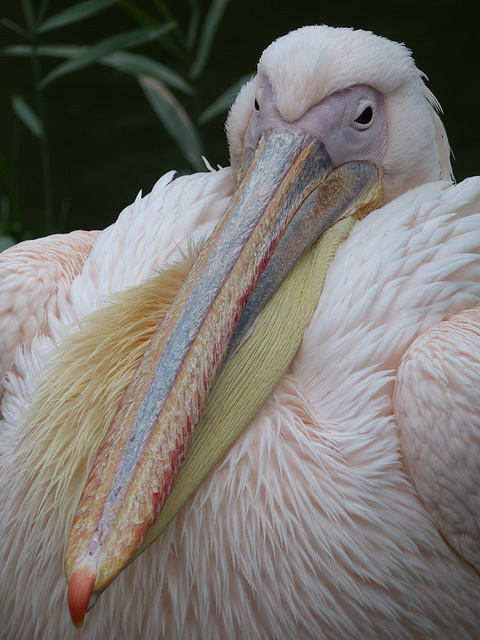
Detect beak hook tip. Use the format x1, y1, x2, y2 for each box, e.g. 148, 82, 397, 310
67, 565, 96, 628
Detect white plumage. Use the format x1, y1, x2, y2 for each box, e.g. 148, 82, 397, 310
1, 25, 480, 639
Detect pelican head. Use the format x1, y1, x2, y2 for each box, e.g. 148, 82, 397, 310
227, 25, 451, 204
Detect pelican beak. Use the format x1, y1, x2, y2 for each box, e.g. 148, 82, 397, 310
65, 130, 382, 627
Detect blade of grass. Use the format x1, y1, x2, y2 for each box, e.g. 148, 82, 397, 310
40, 24, 175, 87
10, 93, 43, 138
37, 0, 119, 34
190, 0, 229, 79
199, 73, 252, 124
139, 75, 204, 170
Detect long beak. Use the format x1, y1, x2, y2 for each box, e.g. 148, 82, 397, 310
65, 130, 382, 626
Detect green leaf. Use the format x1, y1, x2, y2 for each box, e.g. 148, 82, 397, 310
37, 0, 52, 25
191, 0, 230, 79
120, 0, 185, 60
118, 0, 158, 27
11, 94, 43, 138
21, 0, 35, 30
0, 44, 33, 57
40, 24, 174, 87
151, 0, 178, 31
0, 18, 29, 39
103, 51, 193, 94
0, 44, 88, 58
0, 44, 192, 94
199, 73, 252, 124
36, 44, 87, 57
38, 0, 119, 34
138, 75, 204, 170
186, 4, 201, 51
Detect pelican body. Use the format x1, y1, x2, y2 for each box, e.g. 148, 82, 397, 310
1, 25, 480, 639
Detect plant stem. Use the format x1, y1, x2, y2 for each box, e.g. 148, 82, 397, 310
31, 31, 54, 234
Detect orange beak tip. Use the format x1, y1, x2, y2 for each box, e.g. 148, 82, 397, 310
67, 566, 96, 628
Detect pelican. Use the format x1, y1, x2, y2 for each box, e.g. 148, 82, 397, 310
1, 24, 480, 639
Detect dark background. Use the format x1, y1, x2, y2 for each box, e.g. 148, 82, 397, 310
1, 0, 478, 239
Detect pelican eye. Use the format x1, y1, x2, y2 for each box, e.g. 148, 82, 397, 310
354, 105, 373, 126
254, 98, 260, 111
